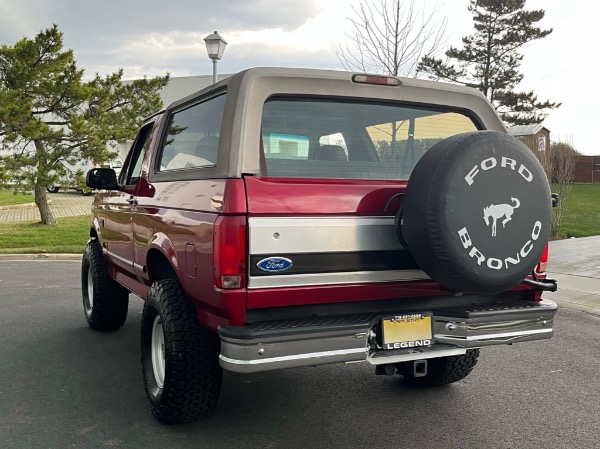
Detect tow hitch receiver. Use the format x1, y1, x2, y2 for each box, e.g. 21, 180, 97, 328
413, 359, 427, 377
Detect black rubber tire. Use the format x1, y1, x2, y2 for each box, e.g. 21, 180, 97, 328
397, 349, 480, 387
46, 186, 60, 193
141, 279, 222, 424
81, 189, 93, 196
81, 240, 129, 330
401, 131, 552, 294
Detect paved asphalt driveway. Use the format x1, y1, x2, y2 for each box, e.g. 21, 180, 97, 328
0, 260, 599, 449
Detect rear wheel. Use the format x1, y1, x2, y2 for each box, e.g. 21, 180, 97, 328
141, 279, 222, 424
81, 240, 129, 330
396, 349, 480, 386
46, 186, 60, 193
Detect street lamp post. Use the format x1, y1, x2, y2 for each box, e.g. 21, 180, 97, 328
203, 31, 227, 84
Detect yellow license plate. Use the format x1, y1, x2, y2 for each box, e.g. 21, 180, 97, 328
381, 314, 433, 350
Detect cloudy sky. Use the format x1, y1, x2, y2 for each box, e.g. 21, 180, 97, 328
0, 0, 597, 154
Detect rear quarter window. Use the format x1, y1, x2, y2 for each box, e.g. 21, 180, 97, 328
158, 94, 227, 172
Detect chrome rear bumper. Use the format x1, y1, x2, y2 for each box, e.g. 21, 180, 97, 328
218, 299, 557, 373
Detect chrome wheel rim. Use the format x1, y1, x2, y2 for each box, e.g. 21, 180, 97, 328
86, 269, 94, 311
151, 316, 166, 389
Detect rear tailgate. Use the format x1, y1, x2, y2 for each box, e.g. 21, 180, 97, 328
244, 176, 437, 309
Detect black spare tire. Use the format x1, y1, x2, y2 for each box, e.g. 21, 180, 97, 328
401, 131, 551, 295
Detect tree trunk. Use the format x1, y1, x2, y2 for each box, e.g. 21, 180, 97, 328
35, 182, 56, 225
33, 139, 56, 225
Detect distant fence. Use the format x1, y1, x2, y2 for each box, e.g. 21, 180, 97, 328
573, 156, 600, 183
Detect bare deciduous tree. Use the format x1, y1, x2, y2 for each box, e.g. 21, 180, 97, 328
338, 0, 447, 77
548, 139, 578, 238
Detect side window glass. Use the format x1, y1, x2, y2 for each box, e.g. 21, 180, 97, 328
159, 94, 227, 171
122, 124, 154, 185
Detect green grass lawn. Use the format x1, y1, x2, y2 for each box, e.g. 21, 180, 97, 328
0, 189, 35, 206
0, 215, 89, 254
553, 183, 600, 238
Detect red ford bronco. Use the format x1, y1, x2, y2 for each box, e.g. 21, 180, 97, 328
82, 67, 558, 424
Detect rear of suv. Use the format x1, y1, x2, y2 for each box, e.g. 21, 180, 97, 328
82, 67, 557, 424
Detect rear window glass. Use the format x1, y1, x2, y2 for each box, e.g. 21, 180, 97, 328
260, 97, 479, 179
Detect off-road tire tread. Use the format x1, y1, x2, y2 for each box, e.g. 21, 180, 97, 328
399, 349, 480, 387
82, 240, 129, 330
142, 279, 222, 424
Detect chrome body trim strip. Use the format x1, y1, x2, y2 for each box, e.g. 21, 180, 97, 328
366, 347, 468, 365
133, 262, 145, 272
248, 216, 403, 254
105, 250, 145, 272
435, 328, 553, 345
220, 348, 367, 368
247, 216, 420, 289
248, 269, 429, 289
105, 250, 133, 267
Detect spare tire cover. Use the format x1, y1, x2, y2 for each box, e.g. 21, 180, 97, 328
401, 131, 551, 295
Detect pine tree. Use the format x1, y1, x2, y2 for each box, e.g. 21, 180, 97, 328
0, 25, 168, 224
418, 0, 560, 125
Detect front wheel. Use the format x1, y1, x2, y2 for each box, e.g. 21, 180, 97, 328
141, 279, 222, 424
396, 349, 480, 386
81, 240, 129, 330
47, 186, 60, 193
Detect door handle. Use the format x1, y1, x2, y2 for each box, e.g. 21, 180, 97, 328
126, 196, 138, 206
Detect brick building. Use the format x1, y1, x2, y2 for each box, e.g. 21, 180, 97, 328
574, 155, 600, 183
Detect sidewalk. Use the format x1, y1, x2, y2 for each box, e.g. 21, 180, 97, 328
544, 236, 600, 316
0, 192, 93, 223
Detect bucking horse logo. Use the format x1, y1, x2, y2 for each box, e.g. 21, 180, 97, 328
483, 197, 520, 237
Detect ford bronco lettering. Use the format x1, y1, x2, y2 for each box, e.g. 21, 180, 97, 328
82, 67, 558, 424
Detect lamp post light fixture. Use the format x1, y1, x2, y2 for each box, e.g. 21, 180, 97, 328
204, 31, 227, 84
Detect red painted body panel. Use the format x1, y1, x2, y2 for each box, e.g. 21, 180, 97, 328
244, 175, 440, 309
94, 177, 250, 330
247, 280, 444, 309
244, 176, 407, 215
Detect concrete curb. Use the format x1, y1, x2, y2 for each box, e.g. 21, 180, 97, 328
0, 253, 82, 261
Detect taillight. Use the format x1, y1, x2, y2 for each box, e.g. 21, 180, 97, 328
214, 215, 247, 289
92, 161, 100, 168
536, 243, 549, 273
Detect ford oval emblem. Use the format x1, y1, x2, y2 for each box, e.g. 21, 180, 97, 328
256, 257, 293, 273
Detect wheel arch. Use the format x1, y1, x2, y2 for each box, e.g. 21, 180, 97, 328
146, 246, 178, 283
89, 226, 99, 241
90, 217, 103, 242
